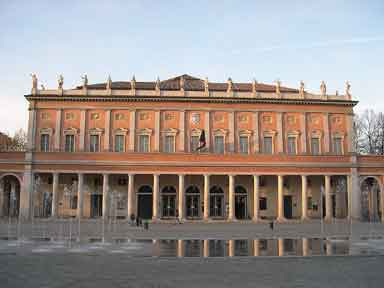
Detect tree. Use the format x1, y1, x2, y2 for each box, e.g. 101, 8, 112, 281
8, 129, 27, 151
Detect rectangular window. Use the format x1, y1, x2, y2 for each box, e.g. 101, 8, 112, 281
287, 137, 296, 155
114, 135, 125, 152
64, 135, 75, 152
311, 138, 320, 155
259, 197, 267, 210
164, 135, 175, 153
40, 134, 50, 152
191, 136, 200, 152
263, 137, 273, 154
333, 138, 342, 155
139, 135, 149, 152
214, 135, 224, 154
239, 136, 249, 154
90, 135, 100, 152
70, 195, 78, 210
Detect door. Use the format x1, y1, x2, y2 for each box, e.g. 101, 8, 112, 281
138, 194, 153, 220
186, 195, 200, 218
91, 194, 102, 218
235, 195, 247, 219
283, 195, 293, 219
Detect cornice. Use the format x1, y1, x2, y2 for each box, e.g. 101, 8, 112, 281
25, 94, 358, 107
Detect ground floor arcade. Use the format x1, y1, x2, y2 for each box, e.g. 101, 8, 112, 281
1, 172, 382, 222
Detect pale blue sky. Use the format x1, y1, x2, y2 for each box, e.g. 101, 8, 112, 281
1, 0, 383, 134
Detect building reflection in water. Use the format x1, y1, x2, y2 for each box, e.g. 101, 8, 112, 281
147, 238, 350, 258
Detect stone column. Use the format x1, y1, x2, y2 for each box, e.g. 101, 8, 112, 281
278, 238, 284, 256
52, 173, 59, 218
54, 109, 62, 151
228, 111, 235, 153
347, 174, 352, 219
350, 168, 361, 220
0, 178, 3, 217
203, 239, 209, 257
325, 175, 332, 221
228, 175, 235, 221
77, 173, 84, 218
301, 113, 307, 154
203, 174, 210, 220
27, 105, 37, 151
129, 110, 136, 152
302, 238, 309, 256
127, 174, 135, 218
102, 173, 109, 220
20, 169, 33, 220
154, 110, 160, 152
253, 112, 260, 153
104, 109, 111, 152
253, 175, 260, 221
205, 112, 210, 152
152, 174, 159, 220
277, 112, 284, 153
179, 111, 185, 152
323, 113, 330, 153
301, 175, 308, 220
228, 239, 235, 257
277, 175, 285, 221
178, 174, 185, 221
177, 239, 184, 258
253, 239, 260, 256
79, 110, 86, 152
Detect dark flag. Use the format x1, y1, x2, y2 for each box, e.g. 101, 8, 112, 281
195, 129, 206, 151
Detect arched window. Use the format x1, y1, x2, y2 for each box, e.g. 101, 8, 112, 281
138, 185, 153, 194
235, 186, 247, 194
162, 186, 176, 194
210, 186, 224, 194
186, 185, 200, 194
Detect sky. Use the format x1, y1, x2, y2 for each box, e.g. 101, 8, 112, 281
0, 0, 383, 135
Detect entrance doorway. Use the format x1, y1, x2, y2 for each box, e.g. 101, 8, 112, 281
161, 186, 176, 218
186, 186, 200, 219
235, 186, 248, 219
137, 185, 153, 220
1, 175, 20, 217
283, 195, 293, 219
210, 186, 224, 218
91, 194, 102, 218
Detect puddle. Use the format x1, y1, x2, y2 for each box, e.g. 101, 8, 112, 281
1, 237, 384, 257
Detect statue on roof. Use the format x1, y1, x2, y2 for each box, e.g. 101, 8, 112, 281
30, 73, 38, 89
299, 80, 305, 96
345, 81, 351, 96
155, 77, 161, 91
82, 74, 88, 87
58, 74, 64, 89
227, 77, 233, 92
131, 75, 136, 90
180, 76, 185, 91
106, 75, 112, 90
252, 79, 257, 94
40, 84, 45, 90
204, 77, 209, 93
320, 80, 326, 96
275, 80, 281, 94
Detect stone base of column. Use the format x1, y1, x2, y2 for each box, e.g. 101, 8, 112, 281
252, 217, 260, 222
324, 216, 333, 223
276, 217, 286, 223
151, 217, 160, 223
300, 216, 310, 222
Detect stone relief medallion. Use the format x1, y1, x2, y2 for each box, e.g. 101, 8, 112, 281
310, 115, 320, 124
65, 112, 75, 120
165, 113, 175, 121
91, 113, 100, 120
263, 115, 272, 124
139, 112, 149, 120
239, 114, 248, 123
287, 115, 296, 124
115, 113, 125, 120
214, 114, 224, 122
191, 113, 200, 124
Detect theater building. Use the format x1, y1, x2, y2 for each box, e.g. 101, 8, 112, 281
0, 74, 383, 222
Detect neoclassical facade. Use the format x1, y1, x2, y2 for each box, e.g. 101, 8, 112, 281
0, 74, 383, 222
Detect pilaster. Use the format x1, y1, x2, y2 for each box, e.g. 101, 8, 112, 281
277, 112, 283, 153
301, 113, 307, 153
154, 110, 160, 152
253, 112, 259, 153
205, 112, 210, 152
104, 109, 111, 152
228, 111, 235, 153
79, 110, 86, 152
323, 113, 330, 153
54, 109, 62, 151
179, 111, 185, 152
129, 110, 136, 152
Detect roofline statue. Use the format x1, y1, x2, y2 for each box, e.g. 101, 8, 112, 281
30, 73, 38, 90
320, 80, 326, 96
58, 74, 64, 89
81, 74, 88, 88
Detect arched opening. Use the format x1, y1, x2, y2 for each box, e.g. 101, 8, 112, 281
161, 186, 176, 218
209, 186, 224, 218
186, 185, 200, 219
137, 185, 153, 220
235, 185, 248, 219
0, 175, 21, 217
361, 177, 382, 222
